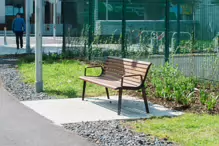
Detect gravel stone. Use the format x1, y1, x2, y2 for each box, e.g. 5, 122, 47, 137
0, 58, 56, 101
63, 120, 177, 146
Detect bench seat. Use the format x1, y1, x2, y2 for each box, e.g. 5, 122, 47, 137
80, 76, 140, 90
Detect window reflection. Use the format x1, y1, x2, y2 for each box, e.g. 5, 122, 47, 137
6, 6, 24, 16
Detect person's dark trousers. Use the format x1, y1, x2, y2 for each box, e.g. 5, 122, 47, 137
15, 31, 23, 49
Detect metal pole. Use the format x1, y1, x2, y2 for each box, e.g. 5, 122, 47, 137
62, 0, 66, 53
176, 3, 180, 53
106, 0, 108, 20
42, 0, 45, 35
94, 0, 98, 21
26, 0, 31, 53
121, 0, 126, 58
53, 0, 57, 39
165, 0, 170, 62
94, 0, 98, 35
35, 0, 43, 93
4, 27, 7, 45
192, 3, 195, 49
88, 0, 93, 60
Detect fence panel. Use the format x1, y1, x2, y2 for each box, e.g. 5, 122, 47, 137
62, 0, 219, 82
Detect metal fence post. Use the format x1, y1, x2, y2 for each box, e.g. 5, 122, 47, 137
53, 0, 57, 39
4, 27, 7, 45
165, 0, 170, 62
106, 0, 108, 20
88, 0, 94, 60
62, 0, 66, 53
121, 0, 126, 58
176, 3, 180, 53
26, 0, 31, 53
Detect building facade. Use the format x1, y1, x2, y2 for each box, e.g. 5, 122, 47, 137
0, 0, 62, 31
0, 0, 218, 39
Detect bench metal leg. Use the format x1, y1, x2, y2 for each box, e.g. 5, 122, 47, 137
82, 81, 86, 101
118, 89, 123, 115
142, 87, 150, 113
105, 88, 110, 99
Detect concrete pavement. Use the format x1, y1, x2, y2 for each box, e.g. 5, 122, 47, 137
0, 80, 95, 146
0, 45, 62, 55
0, 36, 62, 55
22, 96, 183, 125
0, 36, 63, 46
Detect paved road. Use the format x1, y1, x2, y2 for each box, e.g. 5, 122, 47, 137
0, 79, 95, 146
0, 36, 63, 45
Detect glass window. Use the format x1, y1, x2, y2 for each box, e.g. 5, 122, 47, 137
6, 5, 24, 16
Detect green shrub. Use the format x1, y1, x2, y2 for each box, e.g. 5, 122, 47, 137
19, 54, 35, 63
207, 95, 218, 111
199, 88, 218, 111
200, 89, 208, 105
151, 63, 197, 105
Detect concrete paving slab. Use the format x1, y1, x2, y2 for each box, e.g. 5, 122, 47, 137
0, 45, 62, 55
0, 45, 26, 55
22, 96, 183, 125
0, 36, 63, 45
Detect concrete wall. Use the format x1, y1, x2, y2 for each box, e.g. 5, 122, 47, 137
0, 0, 5, 24
139, 54, 219, 81
95, 20, 197, 36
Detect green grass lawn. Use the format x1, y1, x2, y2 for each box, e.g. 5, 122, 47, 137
18, 60, 111, 98
127, 113, 219, 146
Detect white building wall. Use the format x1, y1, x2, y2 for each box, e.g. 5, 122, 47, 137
0, 0, 5, 24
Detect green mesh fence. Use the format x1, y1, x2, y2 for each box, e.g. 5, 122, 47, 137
62, 0, 219, 81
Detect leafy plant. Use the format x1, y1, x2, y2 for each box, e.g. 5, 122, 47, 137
151, 63, 197, 105
200, 89, 208, 105
206, 94, 218, 111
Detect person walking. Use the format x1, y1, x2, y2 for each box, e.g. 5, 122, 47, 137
12, 13, 26, 50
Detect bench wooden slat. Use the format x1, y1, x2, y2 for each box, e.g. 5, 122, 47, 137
108, 56, 151, 65
80, 76, 139, 89
106, 58, 150, 69
80, 76, 119, 89
105, 62, 147, 72
103, 74, 141, 86
103, 72, 142, 84
101, 75, 140, 86
104, 65, 147, 78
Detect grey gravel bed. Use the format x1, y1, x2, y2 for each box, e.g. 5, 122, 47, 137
0, 58, 55, 101
64, 120, 177, 146
0, 58, 177, 146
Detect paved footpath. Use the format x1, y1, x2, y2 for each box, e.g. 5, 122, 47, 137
0, 80, 95, 146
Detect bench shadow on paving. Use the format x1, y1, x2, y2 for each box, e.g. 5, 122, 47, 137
88, 97, 183, 118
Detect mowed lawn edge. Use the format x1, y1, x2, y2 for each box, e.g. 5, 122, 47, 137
125, 113, 219, 146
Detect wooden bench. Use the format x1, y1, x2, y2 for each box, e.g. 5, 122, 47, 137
79, 56, 152, 115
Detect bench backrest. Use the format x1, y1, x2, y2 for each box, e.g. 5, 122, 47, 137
103, 56, 152, 85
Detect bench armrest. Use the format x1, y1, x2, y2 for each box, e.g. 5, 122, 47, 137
121, 74, 143, 87
84, 66, 103, 76
86, 65, 102, 69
